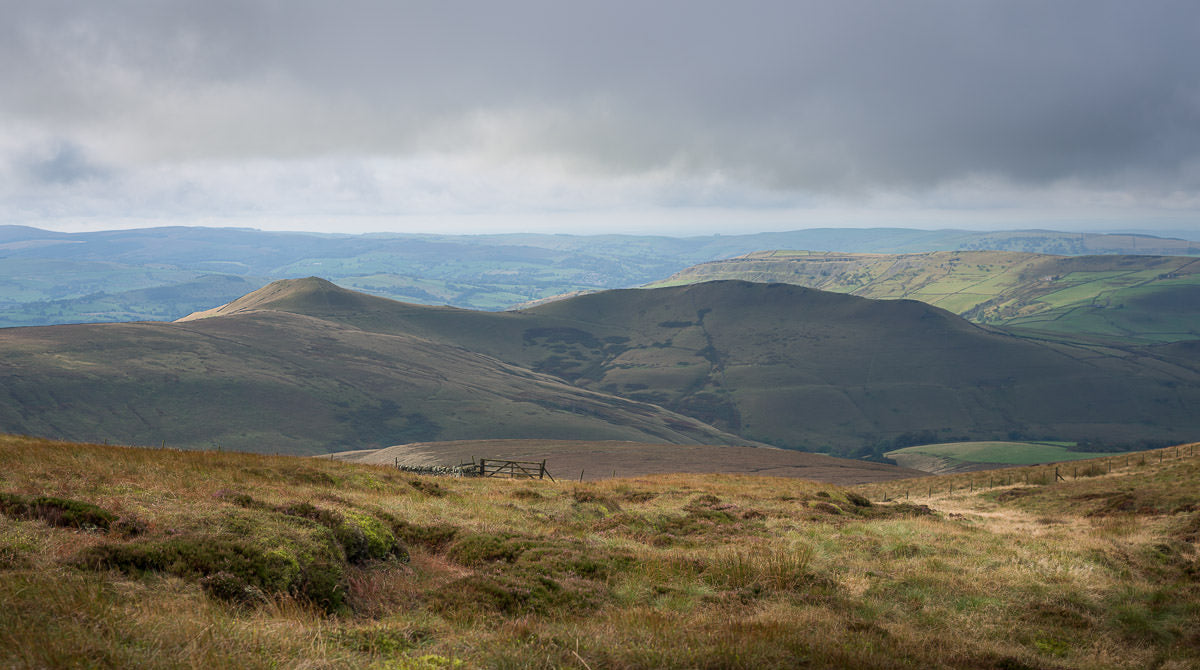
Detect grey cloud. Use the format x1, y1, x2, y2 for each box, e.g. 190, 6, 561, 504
16, 140, 112, 185
1, 1, 1198, 205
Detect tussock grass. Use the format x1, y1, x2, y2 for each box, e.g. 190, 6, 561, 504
2, 434, 1198, 668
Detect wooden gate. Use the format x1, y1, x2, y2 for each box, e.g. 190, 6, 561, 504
469, 458, 554, 481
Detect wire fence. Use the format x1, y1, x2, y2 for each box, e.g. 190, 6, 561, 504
853, 442, 1198, 503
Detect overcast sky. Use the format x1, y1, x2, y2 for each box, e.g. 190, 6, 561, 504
2, 1, 1199, 236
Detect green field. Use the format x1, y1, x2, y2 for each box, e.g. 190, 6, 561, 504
887, 441, 1107, 473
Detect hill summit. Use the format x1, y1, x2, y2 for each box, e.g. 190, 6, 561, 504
178, 277, 397, 321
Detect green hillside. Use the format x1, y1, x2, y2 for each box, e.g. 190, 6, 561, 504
652, 250, 1200, 344
179, 278, 1200, 456
2, 434, 1197, 668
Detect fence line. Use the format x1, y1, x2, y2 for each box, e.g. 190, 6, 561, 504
858, 442, 1198, 503
393, 456, 555, 481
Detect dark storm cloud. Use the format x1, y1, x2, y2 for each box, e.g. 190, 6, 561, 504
17, 140, 111, 185
1, 0, 1198, 227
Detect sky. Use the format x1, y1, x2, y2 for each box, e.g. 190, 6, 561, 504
2, 1, 1199, 237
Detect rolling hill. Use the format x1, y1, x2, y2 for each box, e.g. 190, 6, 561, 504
3, 224, 1198, 326
651, 250, 1200, 344
0, 291, 752, 454
176, 278, 1200, 456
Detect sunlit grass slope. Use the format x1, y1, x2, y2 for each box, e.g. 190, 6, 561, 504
2, 434, 1197, 668
651, 250, 1200, 344
887, 440, 1103, 473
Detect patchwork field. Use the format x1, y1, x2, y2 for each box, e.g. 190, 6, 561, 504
5, 225, 1198, 327
653, 250, 1200, 344
2, 434, 1197, 668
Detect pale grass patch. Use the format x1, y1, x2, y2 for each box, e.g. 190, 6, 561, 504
703, 541, 815, 590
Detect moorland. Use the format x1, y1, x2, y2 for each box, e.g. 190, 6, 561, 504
3, 224, 1199, 668
1, 434, 1196, 669
3, 277, 1199, 457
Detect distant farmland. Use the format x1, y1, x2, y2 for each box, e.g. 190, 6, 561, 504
887, 441, 1109, 474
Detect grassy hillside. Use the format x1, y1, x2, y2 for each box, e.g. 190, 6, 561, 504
8, 278, 1200, 457
4, 225, 1198, 326
251, 278, 1200, 454
652, 250, 1200, 344
2, 434, 1197, 668
0, 291, 749, 454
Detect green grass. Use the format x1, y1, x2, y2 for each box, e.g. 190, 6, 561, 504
888, 441, 1102, 466
2, 434, 1199, 668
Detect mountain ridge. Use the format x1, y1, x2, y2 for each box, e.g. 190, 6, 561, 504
7, 277, 1194, 457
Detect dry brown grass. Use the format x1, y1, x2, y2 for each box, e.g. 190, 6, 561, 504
2, 434, 1197, 668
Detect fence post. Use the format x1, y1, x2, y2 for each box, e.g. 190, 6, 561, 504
540, 460, 546, 480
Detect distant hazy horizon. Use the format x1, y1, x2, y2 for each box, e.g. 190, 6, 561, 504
10, 218, 1200, 243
